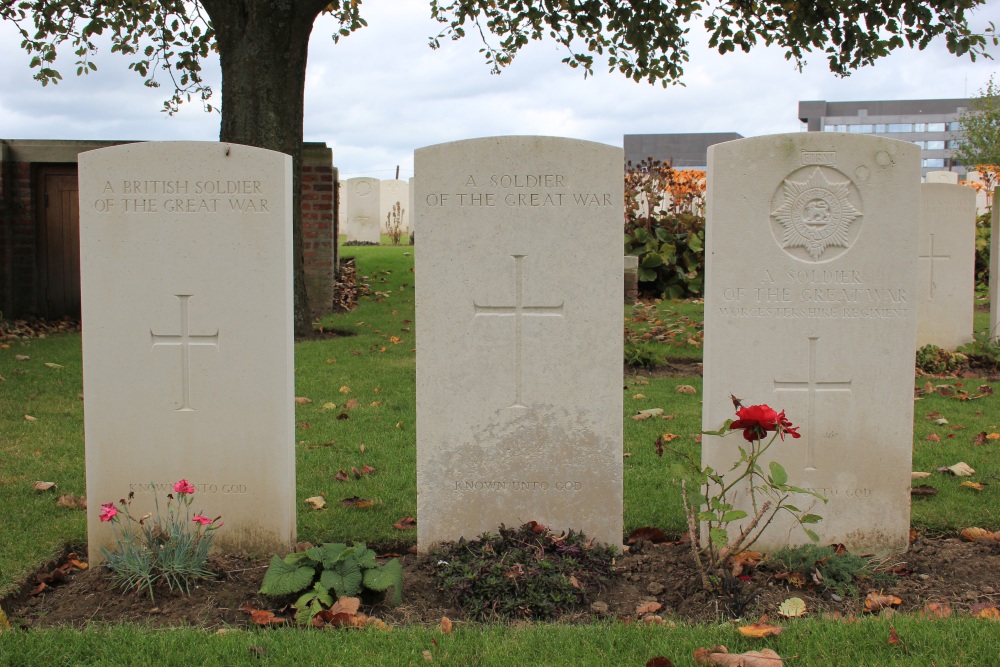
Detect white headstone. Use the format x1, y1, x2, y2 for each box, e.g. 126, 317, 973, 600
703, 133, 920, 554
415, 136, 623, 549
79, 142, 295, 559
342, 177, 381, 243
991, 187, 1000, 343
916, 183, 977, 349
925, 170, 959, 184
380, 179, 410, 235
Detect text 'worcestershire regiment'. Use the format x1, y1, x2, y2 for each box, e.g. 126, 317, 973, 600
718, 268, 911, 319
92, 180, 271, 214
424, 174, 614, 208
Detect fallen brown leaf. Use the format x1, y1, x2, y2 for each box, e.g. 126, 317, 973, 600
24, 415, 38, 422
440, 616, 453, 634
294, 397, 312, 404
340, 496, 375, 509
738, 621, 782, 638
636, 602, 662, 615
393, 516, 416, 530
304, 496, 326, 510
694, 645, 783, 666
676, 385, 697, 395
864, 592, 902, 613
960, 527, 1000, 543
959, 481, 986, 491
334, 470, 349, 483
646, 659, 675, 667
921, 602, 953, 618
56, 493, 86, 509
887, 625, 901, 646
971, 603, 1000, 620
241, 605, 286, 626
924, 433, 941, 442
911, 485, 938, 496
33, 481, 57, 492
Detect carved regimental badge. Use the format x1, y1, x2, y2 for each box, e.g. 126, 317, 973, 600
770, 167, 863, 261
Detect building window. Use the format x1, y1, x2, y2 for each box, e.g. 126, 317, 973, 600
875, 124, 886, 133
913, 123, 926, 132
948, 121, 962, 131
922, 158, 945, 168
888, 123, 912, 132
823, 125, 837, 132
913, 141, 925, 149
925, 140, 945, 150
927, 122, 946, 132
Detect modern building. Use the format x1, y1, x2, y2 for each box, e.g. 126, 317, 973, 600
624, 133, 743, 170
798, 99, 969, 177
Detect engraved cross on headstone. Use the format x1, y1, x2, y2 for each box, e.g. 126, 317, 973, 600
151, 294, 219, 412
474, 254, 563, 408
918, 233, 950, 300
773, 336, 852, 470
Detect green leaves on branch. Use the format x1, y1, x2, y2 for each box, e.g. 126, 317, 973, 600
429, 0, 996, 86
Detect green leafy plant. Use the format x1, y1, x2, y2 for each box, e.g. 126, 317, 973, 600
623, 339, 665, 368
98, 479, 221, 600
769, 544, 888, 596
916, 344, 968, 374
974, 210, 991, 292
624, 159, 706, 299
663, 398, 826, 590
259, 542, 402, 623
432, 523, 617, 621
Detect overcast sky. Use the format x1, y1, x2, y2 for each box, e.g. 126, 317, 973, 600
1, 1, 998, 179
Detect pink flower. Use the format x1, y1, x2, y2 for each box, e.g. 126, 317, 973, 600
192, 514, 213, 526
99, 502, 118, 522
173, 479, 196, 495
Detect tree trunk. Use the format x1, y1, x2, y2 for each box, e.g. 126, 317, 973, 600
201, 0, 328, 337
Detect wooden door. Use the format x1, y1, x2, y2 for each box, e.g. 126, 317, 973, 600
36, 165, 81, 318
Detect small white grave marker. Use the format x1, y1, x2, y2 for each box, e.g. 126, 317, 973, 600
916, 183, 976, 349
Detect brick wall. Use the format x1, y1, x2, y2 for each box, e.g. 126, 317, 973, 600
301, 143, 337, 315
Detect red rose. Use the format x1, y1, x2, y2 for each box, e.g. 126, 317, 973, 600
729, 404, 780, 442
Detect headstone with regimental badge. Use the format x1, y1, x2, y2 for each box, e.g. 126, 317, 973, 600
702, 133, 920, 554
415, 136, 623, 550
79, 142, 295, 560
916, 183, 976, 349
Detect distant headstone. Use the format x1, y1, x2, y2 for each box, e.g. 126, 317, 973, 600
703, 133, 920, 554
408, 177, 416, 244
79, 142, 295, 559
992, 187, 1000, 343
916, 183, 976, 349
342, 177, 380, 243
415, 136, 623, 549
380, 179, 409, 235
925, 171, 959, 184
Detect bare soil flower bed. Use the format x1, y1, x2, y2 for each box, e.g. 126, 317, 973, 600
5, 535, 998, 630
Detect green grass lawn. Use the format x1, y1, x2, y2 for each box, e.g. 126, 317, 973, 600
1, 244, 998, 665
